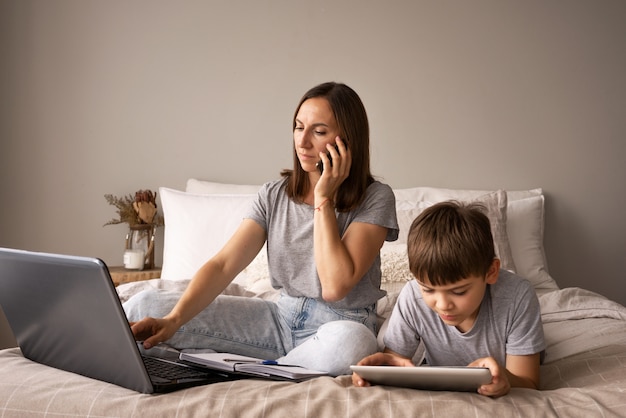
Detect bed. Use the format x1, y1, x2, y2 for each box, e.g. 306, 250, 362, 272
1, 179, 625, 418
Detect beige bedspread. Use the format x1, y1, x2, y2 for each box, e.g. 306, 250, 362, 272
1, 287, 625, 418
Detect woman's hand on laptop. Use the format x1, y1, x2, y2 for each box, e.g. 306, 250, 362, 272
129, 317, 177, 349
352, 349, 414, 387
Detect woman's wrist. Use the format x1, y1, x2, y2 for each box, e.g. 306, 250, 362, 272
314, 197, 334, 212
164, 311, 184, 329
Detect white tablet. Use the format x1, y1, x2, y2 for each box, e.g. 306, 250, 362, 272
350, 365, 492, 392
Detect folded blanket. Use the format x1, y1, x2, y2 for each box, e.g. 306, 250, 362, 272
540, 287, 626, 322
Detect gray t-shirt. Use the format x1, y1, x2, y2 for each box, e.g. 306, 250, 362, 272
383, 270, 545, 366
244, 178, 399, 309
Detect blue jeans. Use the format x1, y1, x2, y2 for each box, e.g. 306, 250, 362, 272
123, 290, 379, 376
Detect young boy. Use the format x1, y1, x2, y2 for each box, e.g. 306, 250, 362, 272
353, 201, 545, 397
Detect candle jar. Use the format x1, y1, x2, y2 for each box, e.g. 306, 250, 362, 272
125, 224, 155, 270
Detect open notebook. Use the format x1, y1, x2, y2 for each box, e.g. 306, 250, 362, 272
180, 352, 328, 382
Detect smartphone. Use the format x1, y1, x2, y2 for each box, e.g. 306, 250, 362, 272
317, 145, 340, 174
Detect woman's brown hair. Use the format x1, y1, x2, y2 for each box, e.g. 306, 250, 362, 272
281, 82, 374, 211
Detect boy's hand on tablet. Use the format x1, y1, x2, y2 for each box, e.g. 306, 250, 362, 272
352, 352, 414, 387
469, 357, 511, 397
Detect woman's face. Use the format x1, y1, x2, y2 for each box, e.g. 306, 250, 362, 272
293, 97, 341, 173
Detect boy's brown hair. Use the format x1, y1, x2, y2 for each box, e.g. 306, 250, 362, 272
407, 201, 496, 286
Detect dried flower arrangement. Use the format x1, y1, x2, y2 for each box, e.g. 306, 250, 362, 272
104, 190, 164, 270
104, 190, 165, 227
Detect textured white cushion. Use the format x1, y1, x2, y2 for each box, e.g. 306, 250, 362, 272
380, 244, 414, 284
507, 195, 559, 294
159, 187, 256, 282
393, 186, 542, 203
476, 190, 516, 273
387, 191, 558, 293
389, 190, 517, 273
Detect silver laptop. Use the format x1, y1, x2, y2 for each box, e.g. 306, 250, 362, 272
0, 247, 236, 393
351, 365, 492, 392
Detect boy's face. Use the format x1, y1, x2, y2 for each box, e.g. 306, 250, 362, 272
416, 260, 500, 333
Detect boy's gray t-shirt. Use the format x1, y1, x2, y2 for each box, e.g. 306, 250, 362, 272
244, 178, 399, 309
383, 270, 545, 366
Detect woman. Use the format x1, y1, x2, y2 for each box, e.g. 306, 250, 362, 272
125, 82, 399, 375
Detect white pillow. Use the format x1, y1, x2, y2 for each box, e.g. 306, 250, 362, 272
159, 187, 256, 281
389, 190, 517, 273
507, 195, 559, 293
178, 180, 554, 293
186, 178, 261, 195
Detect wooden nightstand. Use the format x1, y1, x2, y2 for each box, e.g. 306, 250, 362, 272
109, 266, 162, 286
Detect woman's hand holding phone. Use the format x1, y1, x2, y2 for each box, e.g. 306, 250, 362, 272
314, 137, 350, 201
317, 137, 348, 175
316, 144, 340, 174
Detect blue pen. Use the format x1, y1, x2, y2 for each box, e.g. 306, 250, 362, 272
223, 358, 297, 367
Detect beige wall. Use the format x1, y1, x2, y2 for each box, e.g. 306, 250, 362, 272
1, 0, 625, 309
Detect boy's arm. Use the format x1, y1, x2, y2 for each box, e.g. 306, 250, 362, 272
505, 352, 541, 389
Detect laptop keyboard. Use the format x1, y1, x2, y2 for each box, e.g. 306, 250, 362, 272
142, 355, 215, 381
